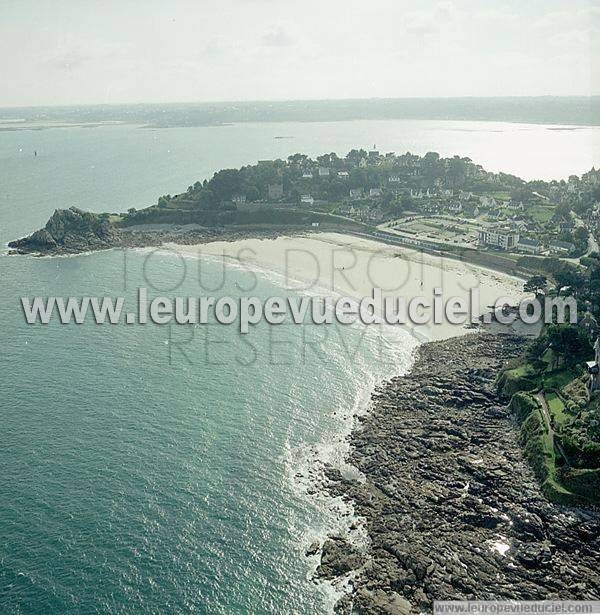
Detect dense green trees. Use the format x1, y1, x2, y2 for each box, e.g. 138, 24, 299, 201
524, 275, 548, 296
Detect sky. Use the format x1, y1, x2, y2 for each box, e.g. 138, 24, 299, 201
0, 0, 598, 107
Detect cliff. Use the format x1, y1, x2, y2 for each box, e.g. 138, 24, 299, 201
8, 207, 118, 255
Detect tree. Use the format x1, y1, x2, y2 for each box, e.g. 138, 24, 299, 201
208, 169, 243, 201
554, 266, 586, 296
560, 325, 593, 365
524, 275, 547, 296
288, 153, 309, 166
196, 189, 217, 209
546, 324, 592, 367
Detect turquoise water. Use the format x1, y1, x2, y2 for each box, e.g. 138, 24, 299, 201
0, 247, 414, 613
0, 117, 598, 613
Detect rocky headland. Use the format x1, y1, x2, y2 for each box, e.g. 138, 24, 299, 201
316, 334, 599, 614
7, 207, 307, 256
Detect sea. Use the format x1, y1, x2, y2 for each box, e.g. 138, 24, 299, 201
1, 102, 599, 613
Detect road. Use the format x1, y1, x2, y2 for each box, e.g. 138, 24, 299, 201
535, 391, 570, 467
571, 211, 598, 257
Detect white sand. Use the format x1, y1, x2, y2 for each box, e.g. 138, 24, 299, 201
166, 232, 525, 341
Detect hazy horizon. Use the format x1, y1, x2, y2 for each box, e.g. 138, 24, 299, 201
1, 94, 599, 112
2, 96, 599, 128
1, 0, 598, 108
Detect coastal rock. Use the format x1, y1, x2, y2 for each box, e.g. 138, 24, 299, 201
315, 536, 365, 580
8, 207, 307, 256
8, 207, 117, 254
323, 334, 600, 613
353, 588, 412, 615
305, 541, 320, 557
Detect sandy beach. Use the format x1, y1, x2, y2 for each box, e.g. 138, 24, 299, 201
167, 232, 526, 341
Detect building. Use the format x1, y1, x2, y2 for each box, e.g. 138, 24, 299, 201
318, 167, 330, 177
340, 204, 359, 216
517, 238, 543, 255
337, 171, 349, 179
479, 195, 497, 209
232, 194, 246, 205
558, 221, 573, 232
579, 311, 599, 339
478, 226, 520, 250
300, 195, 314, 205
369, 188, 383, 197
587, 338, 600, 393
549, 240, 575, 255
349, 188, 363, 199
302, 172, 313, 179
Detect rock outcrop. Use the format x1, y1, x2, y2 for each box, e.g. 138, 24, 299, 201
320, 334, 600, 613
8, 207, 118, 254
8, 208, 301, 256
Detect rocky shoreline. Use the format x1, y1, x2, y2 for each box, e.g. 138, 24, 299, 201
316, 334, 599, 614
7, 208, 306, 256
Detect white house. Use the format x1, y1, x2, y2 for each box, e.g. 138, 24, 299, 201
478, 226, 520, 250
587, 338, 600, 393
549, 240, 575, 255
517, 238, 543, 255
369, 188, 383, 198
479, 195, 497, 209
300, 195, 314, 205
318, 167, 330, 177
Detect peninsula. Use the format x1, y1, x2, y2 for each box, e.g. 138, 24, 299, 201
9, 148, 600, 275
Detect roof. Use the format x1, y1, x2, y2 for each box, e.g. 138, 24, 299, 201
550, 240, 575, 250
518, 238, 541, 247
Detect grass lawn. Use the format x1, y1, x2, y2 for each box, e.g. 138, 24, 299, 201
507, 365, 535, 378
545, 391, 570, 427
529, 205, 556, 224
543, 368, 578, 390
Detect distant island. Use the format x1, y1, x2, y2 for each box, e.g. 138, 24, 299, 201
10, 148, 600, 507
2, 97, 599, 128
